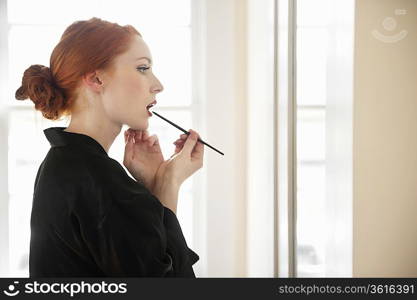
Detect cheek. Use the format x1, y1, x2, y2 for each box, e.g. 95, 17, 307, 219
102, 76, 148, 116
107, 75, 145, 102
126, 76, 143, 94
122, 75, 148, 101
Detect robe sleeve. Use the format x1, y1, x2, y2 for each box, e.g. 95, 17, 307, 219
80, 191, 198, 277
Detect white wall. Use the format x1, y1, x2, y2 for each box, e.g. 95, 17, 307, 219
203, 0, 248, 277
203, 0, 275, 277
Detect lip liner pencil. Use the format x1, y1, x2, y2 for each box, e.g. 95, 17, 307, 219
151, 110, 224, 156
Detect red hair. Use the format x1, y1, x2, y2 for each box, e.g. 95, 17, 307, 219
15, 17, 141, 120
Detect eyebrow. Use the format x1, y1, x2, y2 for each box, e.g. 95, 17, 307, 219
135, 57, 152, 64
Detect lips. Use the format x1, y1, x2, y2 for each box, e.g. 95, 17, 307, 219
146, 100, 157, 111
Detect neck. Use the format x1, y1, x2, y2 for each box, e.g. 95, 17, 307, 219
64, 108, 121, 154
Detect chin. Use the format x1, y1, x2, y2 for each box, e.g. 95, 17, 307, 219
128, 118, 149, 131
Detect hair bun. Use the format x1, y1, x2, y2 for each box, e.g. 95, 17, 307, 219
15, 64, 55, 100
15, 64, 66, 120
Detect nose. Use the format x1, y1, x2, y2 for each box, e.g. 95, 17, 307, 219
152, 75, 164, 94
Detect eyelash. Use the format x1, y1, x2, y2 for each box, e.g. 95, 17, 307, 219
136, 66, 151, 73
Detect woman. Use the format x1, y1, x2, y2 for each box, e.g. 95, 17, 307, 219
14, 17, 204, 277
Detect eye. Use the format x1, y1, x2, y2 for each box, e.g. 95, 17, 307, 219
136, 66, 151, 73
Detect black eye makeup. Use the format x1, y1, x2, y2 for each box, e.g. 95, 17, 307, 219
136, 65, 151, 73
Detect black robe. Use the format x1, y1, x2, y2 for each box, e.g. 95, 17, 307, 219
29, 127, 199, 277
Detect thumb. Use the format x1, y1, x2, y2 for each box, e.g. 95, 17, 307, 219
181, 129, 198, 155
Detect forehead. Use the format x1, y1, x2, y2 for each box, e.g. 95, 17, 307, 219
119, 35, 152, 64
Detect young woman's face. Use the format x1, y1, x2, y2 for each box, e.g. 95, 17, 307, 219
100, 35, 163, 130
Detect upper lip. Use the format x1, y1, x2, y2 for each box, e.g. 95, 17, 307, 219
147, 100, 157, 108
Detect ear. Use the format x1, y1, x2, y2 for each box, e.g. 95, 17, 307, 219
82, 71, 104, 92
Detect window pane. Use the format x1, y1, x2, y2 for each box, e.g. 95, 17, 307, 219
144, 27, 192, 107
99, 0, 191, 27
296, 3, 327, 275
295, 0, 354, 278
8, 193, 31, 277
296, 27, 328, 106
7, 0, 100, 25
297, 108, 325, 162
297, 0, 332, 27
8, 0, 190, 27
296, 164, 326, 277
296, 108, 326, 277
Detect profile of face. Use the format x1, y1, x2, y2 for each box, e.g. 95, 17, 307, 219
86, 35, 164, 130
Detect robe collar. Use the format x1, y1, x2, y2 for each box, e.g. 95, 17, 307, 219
44, 127, 108, 157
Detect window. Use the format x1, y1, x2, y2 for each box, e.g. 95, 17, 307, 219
296, 0, 328, 277
276, 0, 354, 277
295, 0, 354, 277
2, 0, 198, 277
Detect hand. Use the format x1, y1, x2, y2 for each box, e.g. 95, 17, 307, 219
153, 129, 204, 190
123, 128, 163, 193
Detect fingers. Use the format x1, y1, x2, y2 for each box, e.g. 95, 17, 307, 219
131, 130, 187, 146
126, 128, 154, 144
173, 139, 185, 145
124, 130, 135, 145
125, 129, 136, 144
173, 132, 188, 146
173, 135, 186, 152
193, 137, 204, 158
141, 130, 149, 141
183, 130, 204, 159
147, 134, 159, 146
173, 140, 184, 155
174, 144, 182, 154
136, 130, 142, 141
133, 129, 147, 143
171, 130, 205, 161
125, 129, 203, 159
181, 129, 200, 155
